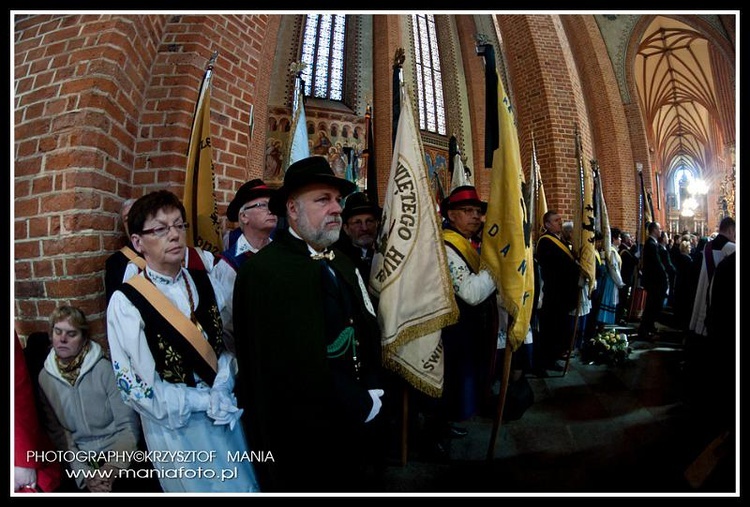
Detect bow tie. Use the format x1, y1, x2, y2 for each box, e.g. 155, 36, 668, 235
311, 250, 335, 261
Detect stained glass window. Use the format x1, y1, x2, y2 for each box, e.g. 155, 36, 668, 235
300, 14, 346, 101
412, 14, 446, 135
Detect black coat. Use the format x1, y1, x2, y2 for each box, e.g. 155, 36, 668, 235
333, 231, 376, 281
536, 232, 579, 313
641, 236, 668, 294
104, 242, 138, 305
233, 229, 383, 492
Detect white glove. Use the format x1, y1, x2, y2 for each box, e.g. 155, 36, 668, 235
207, 388, 243, 431
364, 389, 385, 423
14, 466, 37, 491
212, 352, 237, 393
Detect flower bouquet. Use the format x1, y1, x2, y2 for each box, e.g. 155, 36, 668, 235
582, 329, 631, 366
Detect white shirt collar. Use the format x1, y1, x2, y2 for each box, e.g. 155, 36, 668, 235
144, 265, 183, 285
234, 233, 270, 256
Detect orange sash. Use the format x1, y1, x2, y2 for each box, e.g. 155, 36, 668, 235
125, 275, 217, 373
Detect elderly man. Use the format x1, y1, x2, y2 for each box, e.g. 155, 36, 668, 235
107, 190, 258, 493
334, 191, 381, 278
221, 178, 277, 270
438, 185, 497, 436
535, 211, 580, 376
233, 156, 385, 492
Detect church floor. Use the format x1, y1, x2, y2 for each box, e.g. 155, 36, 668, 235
375, 319, 737, 496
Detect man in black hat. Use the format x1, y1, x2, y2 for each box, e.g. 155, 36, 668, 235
220, 179, 277, 271
233, 156, 386, 492
334, 191, 382, 279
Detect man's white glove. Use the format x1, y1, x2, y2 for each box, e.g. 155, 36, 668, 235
365, 389, 385, 423
207, 388, 243, 431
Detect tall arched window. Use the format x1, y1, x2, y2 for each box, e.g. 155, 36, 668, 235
300, 14, 346, 101
411, 14, 446, 135
672, 167, 695, 210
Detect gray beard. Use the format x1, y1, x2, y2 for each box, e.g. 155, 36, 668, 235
295, 201, 341, 249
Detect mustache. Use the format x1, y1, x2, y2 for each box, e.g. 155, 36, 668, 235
325, 216, 342, 226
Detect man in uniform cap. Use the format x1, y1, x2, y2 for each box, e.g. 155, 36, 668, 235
233, 156, 386, 492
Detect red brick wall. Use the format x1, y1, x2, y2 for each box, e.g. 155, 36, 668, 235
14, 14, 273, 341
370, 15, 404, 204
497, 15, 594, 223
561, 15, 638, 235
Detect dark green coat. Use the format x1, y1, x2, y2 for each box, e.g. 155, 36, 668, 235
233, 229, 383, 492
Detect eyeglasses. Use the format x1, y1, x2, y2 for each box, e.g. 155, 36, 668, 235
348, 218, 377, 228
240, 202, 270, 213
454, 207, 483, 216
140, 222, 190, 238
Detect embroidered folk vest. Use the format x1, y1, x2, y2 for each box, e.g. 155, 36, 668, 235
119, 268, 225, 386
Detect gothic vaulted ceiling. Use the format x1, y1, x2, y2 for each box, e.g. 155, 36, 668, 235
634, 16, 720, 180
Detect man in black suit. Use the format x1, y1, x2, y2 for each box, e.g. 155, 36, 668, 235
534, 210, 580, 375
638, 221, 669, 340
233, 156, 385, 492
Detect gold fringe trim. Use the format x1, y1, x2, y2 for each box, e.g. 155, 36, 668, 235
384, 309, 458, 353
384, 353, 443, 399
479, 258, 525, 352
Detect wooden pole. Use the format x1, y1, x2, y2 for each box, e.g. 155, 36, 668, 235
487, 345, 513, 460
400, 383, 409, 466
563, 288, 584, 375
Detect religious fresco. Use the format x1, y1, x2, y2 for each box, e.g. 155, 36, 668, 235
264, 105, 449, 207
424, 147, 449, 204
264, 106, 367, 191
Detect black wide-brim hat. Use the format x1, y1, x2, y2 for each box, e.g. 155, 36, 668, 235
440, 185, 488, 219
226, 179, 277, 222
269, 156, 357, 216
342, 191, 382, 223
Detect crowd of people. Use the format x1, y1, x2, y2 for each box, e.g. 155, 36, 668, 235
14, 154, 736, 494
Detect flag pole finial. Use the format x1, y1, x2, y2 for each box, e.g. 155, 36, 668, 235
206, 50, 219, 71
393, 48, 405, 69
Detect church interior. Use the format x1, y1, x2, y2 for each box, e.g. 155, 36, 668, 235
12, 12, 737, 495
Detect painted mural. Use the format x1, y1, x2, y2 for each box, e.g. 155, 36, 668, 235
264, 105, 450, 208
264, 106, 368, 191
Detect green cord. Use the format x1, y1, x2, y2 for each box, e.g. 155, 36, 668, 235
327, 326, 355, 358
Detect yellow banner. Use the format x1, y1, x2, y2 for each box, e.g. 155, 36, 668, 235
479, 71, 535, 351
183, 72, 222, 255
574, 133, 596, 294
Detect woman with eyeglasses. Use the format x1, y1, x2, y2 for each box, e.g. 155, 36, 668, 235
106, 190, 259, 493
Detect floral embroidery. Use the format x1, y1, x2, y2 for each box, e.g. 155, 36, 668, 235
208, 304, 224, 356
448, 259, 469, 293
157, 334, 187, 384
113, 360, 154, 400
